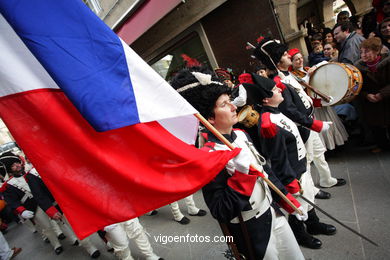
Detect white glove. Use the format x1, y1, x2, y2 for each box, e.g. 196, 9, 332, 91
321, 121, 333, 132
21, 210, 34, 219
292, 206, 308, 221
104, 223, 118, 232
232, 148, 252, 174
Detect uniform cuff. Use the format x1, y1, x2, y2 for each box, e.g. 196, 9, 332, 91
15, 206, 26, 215
311, 119, 323, 132
227, 171, 257, 197
285, 179, 300, 194
46, 206, 59, 218
278, 193, 301, 214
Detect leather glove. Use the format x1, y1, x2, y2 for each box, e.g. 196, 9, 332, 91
21, 210, 34, 219
231, 148, 252, 174
292, 206, 308, 221
104, 224, 118, 232
321, 121, 333, 132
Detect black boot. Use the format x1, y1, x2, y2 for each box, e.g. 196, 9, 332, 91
305, 209, 337, 235
288, 215, 322, 249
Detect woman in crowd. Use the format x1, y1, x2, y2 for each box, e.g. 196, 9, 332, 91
379, 17, 390, 50
354, 37, 390, 152
289, 48, 349, 150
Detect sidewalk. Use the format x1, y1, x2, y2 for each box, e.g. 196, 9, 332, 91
4, 138, 390, 260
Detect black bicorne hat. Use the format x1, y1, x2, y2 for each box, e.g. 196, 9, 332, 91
241, 73, 275, 105
0, 151, 21, 174
253, 37, 288, 70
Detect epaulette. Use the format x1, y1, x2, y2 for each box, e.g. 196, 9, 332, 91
0, 182, 8, 192
273, 76, 286, 92
232, 128, 247, 133
260, 112, 278, 138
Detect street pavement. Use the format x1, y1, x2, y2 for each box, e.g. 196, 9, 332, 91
3, 137, 390, 260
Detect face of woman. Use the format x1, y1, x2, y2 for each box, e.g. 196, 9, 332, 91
324, 33, 334, 44
360, 47, 379, 63
323, 44, 333, 57
380, 21, 390, 37
292, 53, 304, 69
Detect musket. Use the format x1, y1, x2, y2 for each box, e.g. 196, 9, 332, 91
299, 195, 379, 247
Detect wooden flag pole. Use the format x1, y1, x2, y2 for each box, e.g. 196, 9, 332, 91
195, 113, 303, 215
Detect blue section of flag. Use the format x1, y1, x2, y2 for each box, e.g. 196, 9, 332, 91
0, 0, 139, 131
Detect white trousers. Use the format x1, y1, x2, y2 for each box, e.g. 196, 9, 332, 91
105, 218, 160, 260
294, 172, 316, 212
33, 207, 61, 250
263, 207, 304, 260
306, 131, 337, 187
170, 195, 199, 221
0, 232, 12, 260
59, 216, 98, 255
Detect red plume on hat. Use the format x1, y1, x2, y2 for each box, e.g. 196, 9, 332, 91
256, 36, 265, 43
181, 54, 201, 68
238, 73, 253, 84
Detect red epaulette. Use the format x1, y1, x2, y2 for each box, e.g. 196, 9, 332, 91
232, 128, 247, 133
260, 112, 278, 138
0, 182, 8, 193
273, 76, 286, 92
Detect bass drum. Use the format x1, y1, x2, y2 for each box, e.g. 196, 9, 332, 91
308, 62, 363, 106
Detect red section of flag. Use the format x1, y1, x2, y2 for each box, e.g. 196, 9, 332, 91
0, 89, 238, 239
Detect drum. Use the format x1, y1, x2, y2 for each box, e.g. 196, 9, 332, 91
238, 105, 259, 128
308, 62, 363, 106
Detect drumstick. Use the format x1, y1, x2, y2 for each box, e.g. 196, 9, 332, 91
293, 76, 332, 103
195, 113, 303, 216
246, 42, 332, 103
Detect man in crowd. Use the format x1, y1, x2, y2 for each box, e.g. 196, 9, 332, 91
333, 21, 365, 64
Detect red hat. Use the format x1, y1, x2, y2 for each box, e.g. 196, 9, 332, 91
287, 48, 301, 58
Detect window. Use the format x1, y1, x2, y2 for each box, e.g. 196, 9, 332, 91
150, 32, 212, 82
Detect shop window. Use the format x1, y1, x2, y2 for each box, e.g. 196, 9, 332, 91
150, 32, 211, 82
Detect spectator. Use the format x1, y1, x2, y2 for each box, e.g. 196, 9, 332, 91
378, 17, 390, 49
333, 21, 366, 64
322, 28, 335, 44
337, 10, 350, 24
354, 37, 390, 152
323, 42, 339, 62
308, 34, 330, 66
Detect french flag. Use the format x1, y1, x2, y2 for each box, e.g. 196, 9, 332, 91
0, 0, 238, 238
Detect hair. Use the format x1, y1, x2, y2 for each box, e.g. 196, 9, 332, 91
171, 66, 231, 119
380, 17, 390, 30
311, 33, 323, 42
360, 37, 383, 52
333, 21, 355, 33
324, 42, 337, 49
337, 11, 350, 21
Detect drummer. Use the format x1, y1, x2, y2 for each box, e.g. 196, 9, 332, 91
252, 37, 346, 192
288, 48, 349, 151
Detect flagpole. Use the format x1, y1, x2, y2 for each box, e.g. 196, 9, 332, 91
195, 113, 303, 216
